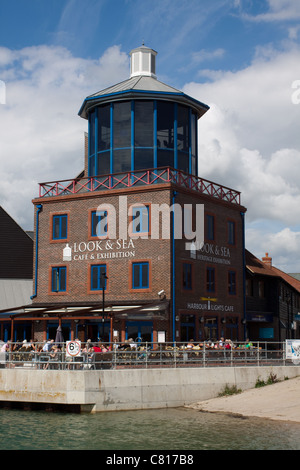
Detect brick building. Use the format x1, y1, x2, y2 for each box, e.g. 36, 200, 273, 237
246, 250, 300, 342
0, 206, 33, 341
6, 45, 247, 344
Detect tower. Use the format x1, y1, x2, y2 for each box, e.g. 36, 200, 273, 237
31, 45, 246, 345
79, 45, 209, 179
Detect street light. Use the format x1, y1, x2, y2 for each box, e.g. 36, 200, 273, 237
100, 271, 108, 323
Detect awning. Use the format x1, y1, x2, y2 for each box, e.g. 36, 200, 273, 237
0, 300, 169, 322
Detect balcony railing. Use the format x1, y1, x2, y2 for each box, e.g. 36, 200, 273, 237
38, 167, 241, 205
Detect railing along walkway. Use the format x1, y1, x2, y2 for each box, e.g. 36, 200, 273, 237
38, 167, 241, 205
0, 341, 294, 370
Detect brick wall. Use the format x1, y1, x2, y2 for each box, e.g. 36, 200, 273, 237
32, 183, 246, 341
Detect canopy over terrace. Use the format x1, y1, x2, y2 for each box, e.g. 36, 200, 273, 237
0, 301, 169, 343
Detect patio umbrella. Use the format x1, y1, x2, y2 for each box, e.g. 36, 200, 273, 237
55, 326, 64, 347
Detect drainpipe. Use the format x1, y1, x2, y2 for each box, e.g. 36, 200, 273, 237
240, 211, 246, 340
172, 191, 177, 343
30, 204, 43, 300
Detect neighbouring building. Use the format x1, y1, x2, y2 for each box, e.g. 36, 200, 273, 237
1, 46, 248, 345
0, 206, 33, 341
246, 250, 300, 342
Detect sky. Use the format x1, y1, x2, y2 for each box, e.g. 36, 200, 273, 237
0, 0, 300, 272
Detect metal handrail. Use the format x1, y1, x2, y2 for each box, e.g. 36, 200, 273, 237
38, 167, 241, 205
0, 341, 291, 370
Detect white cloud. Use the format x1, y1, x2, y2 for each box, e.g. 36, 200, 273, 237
183, 44, 300, 271
0, 44, 129, 229
242, 0, 300, 22
1, 39, 300, 272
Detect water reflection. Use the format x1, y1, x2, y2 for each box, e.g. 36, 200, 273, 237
1, 407, 300, 450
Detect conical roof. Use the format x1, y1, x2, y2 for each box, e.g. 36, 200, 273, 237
79, 46, 209, 119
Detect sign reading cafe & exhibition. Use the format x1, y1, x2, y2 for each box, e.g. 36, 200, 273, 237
62, 239, 136, 261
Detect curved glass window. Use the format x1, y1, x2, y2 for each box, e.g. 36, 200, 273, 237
113, 101, 131, 149
98, 104, 110, 151
88, 99, 197, 177
135, 101, 153, 148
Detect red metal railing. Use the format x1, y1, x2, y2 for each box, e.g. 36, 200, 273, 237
38, 167, 241, 205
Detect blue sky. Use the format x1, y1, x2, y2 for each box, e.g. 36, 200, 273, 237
0, 0, 300, 271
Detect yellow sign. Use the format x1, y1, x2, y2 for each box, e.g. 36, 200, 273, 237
200, 297, 217, 302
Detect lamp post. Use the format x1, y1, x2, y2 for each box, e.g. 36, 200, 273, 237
100, 271, 108, 340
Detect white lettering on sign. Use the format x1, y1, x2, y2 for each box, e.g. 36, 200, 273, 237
187, 302, 234, 312
196, 243, 231, 265
63, 239, 136, 261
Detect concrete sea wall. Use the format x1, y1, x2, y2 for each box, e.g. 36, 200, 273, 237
0, 365, 299, 412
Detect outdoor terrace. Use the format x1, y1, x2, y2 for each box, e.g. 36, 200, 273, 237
0, 341, 294, 370
38, 167, 241, 205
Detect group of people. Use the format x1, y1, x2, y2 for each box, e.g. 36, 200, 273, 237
184, 338, 254, 350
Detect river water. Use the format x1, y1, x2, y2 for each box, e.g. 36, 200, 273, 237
1, 407, 300, 451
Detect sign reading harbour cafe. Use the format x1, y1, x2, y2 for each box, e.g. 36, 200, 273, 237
63, 239, 136, 261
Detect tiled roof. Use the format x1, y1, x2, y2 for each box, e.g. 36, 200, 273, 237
246, 249, 300, 293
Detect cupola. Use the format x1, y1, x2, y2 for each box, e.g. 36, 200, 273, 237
130, 45, 157, 79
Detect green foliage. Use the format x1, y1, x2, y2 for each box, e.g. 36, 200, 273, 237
255, 372, 278, 388
218, 384, 242, 397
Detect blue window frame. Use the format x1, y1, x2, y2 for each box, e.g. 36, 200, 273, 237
132, 262, 149, 289
51, 267, 67, 292
91, 210, 108, 237
182, 263, 192, 290
53, 214, 68, 240
228, 271, 236, 295
88, 100, 198, 178
91, 265, 107, 291
206, 267, 215, 292
132, 206, 149, 233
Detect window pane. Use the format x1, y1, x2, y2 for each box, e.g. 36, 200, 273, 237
228, 221, 235, 245
183, 263, 192, 290
89, 154, 95, 177
134, 149, 154, 171
113, 149, 131, 173
89, 111, 96, 155
207, 268, 215, 292
177, 151, 189, 173
53, 215, 67, 240
91, 266, 98, 290
206, 215, 214, 241
177, 105, 189, 152
91, 265, 106, 290
191, 155, 196, 176
113, 101, 131, 148
191, 112, 196, 156
228, 271, 236, 295
52, 268, 58, 292
60, 216, 67, 239
53, 217, 60, 239
98, 104, 110, 151
157, 149, 174, 168
133, 264, 140, 288
132, 262, 149, 289
132, 206, 149, 233
92, 211, 108, 237
52, 267, 66, 292
135, 101, 153, 147
97, 151, 110, 176
59, 267, 66, 291
157, 101, 174, 149
141, 263, 149, 288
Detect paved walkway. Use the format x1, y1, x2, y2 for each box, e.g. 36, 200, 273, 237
186, 376, 300, 423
